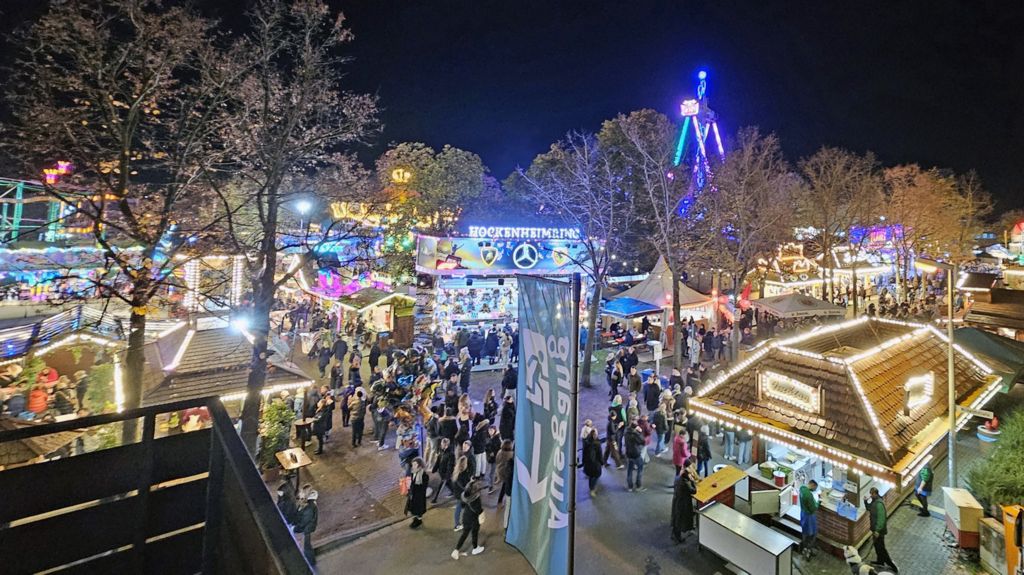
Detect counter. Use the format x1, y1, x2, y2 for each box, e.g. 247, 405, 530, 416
699, 501, 795, 575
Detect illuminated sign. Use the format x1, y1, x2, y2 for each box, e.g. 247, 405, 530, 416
904, 372, 934, 414
680, 99, 700, 117
758, 370, 821, 414
466, 226, 581, 241
416, 235, 590, 276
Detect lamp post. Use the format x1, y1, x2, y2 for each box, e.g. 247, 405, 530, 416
296, 200, 312, 233
914, 256, 957, 487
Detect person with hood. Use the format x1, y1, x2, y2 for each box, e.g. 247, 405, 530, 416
626, 397, 641, 426
311, 398, 330, 455
865, 487, 898, 572
624, 419, 646, 492
317, 345, 332, 378
455, 327, 470, 352
915, 465, 933, 517
499, 395, 516, 440
451, 478, 485, 559
368, 340, 382, 371
671, 459, 698, 542
799, 479, 819, 558
582, 428, 603, 497
276, 481, 299, 528
331, 336, 349, 368
495, 439, 515, 506
606, 351, 624, 399
484, 328, 500, 364
374, 399, 392, 450
405, 457, 430, 529
294, 490, 319, 565
696, 430, 712, 478
467, 329, 484, 366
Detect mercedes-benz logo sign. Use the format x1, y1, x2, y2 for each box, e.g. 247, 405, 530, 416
512, 243, 540, 269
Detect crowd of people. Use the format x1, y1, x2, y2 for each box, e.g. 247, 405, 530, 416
0, 363, 91, 420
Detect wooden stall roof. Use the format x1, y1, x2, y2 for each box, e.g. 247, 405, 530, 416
694, 318, 999, 476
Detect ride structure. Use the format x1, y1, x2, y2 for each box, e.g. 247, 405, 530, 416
672, 69, 726, 191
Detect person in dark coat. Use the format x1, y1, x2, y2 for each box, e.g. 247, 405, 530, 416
369, 341, 382, 371
582, 428, 603, 497
467, 330, 484, 365
312, 398, 330, 455
671, 460, 698, 542
459, 352, 473, 395
483, 329, 500, 364
501, 365, 517, 396
432, 437, 456, 502
643, 375, 662, 413
866, 487, 898, 572
696, 431, 712, 478
499, 395, 516, 440
451, 478, 485, 559
332, 337, 348, 365
294, 490, 319, 565
509, 328, 519, 364
317, 345, 332, 378
406, 457, 430, 528
276, 482, 299, 527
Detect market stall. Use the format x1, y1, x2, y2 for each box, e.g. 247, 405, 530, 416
333, 287, 416, 346
415, 226, 590, 337
751, 293, 846, 320
609, 257, 713, 346
689, 317, 1003, 550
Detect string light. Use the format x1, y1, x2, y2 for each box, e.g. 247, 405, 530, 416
230, 256, 245, 307
164, 329, 195, 371
182, 260, 200, 312
31, 332, 118, 357
220, 379, 314, 403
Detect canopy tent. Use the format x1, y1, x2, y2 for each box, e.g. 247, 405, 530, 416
751, 292, 845, 319
601, 297, 662, 319
613, 257, 711, 310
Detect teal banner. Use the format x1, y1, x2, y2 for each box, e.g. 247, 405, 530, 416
506, 276, 575, 575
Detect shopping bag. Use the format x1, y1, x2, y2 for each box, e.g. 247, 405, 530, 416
399, 476, 411, 496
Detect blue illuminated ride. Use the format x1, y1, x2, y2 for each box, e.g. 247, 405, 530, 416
672, 69, 726, 191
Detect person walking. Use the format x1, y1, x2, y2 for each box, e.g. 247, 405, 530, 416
374, 399, 392, 450
432, 437, 456, 503
866, 487, 899, 572
606, 352, 623, 400
624, 420, 646, 492
451, 478, 485, 559
405, 457, 430, 529
471, 419, 490, 479
736, 427, 753, 466
311, 398, 330, 455
368, 340, 381, 372
276, 481, 299, 529
349, 388, 366, 447
603, 411, 624, 468
696, 430, 712, 478
495, 439, 515, 507
294, 490, 319, 566
627, 366, 642, 397
652, 405, 669, 456
582, 428, 603, 497
671, 459, 698, 542
459, 348, 473, 395
484, 426, 501, 491
799, 479, 819, 559
451, 456, 472, 530
915, 465, 933, 517
644, 374, 661, 414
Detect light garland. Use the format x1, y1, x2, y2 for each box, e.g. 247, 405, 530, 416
0, 356, 24, 368
230, 256, 245, 307
844, 366, 894, 453
904, 372, 934, 411
31, 332, 118, 357
182, 260, 200, 312
164, 329, 195, 371
156, 321, 186, 339
220, 379, 314, 403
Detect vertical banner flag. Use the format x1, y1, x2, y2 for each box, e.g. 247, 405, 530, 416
506, 276, 575, 575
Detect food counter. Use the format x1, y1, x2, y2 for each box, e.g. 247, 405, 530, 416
698, 501, 795, 575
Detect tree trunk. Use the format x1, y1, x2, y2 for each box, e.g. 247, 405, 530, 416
121, 299, 148, 444
580, 280, 602, 388
240, 219, 280, 454
731, 276, 741, 363
671, 268, 683, 372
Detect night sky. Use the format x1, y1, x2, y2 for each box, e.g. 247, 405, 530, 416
3, 1, 1023, 208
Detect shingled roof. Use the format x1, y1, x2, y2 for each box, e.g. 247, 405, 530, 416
693, 318, 999, 474
142, 324, 313, 407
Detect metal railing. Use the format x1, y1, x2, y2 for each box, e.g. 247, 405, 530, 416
0, 396, 312, 575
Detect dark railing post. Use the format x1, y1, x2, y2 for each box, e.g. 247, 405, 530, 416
202, 428, 225, 574
133, 412, 156, 572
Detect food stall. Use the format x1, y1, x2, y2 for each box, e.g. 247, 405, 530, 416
415, 225, 590, 337
689, 317, 1003, 550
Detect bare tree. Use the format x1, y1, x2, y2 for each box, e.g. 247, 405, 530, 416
600, 109, 706, 371
219, 0, 379, 452
796, 148, 880, 302
944, 170, 992, 265
882, 165, 956, 301
514, 130, 639, 386
699, 128, 797, 360
5, 0, 238, 430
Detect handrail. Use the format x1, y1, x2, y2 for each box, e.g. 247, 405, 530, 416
0, 396, 211, 442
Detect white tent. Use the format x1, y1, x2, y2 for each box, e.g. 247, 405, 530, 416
751, 292, 846, 319
614, 257, 711, 310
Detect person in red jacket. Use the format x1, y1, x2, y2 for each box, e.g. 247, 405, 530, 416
27, 384, 49, 414
672, 424, 691, 476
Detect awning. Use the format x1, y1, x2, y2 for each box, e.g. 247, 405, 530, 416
750, 293, 846, 319
956, 272, 997, 292
955, 327, 1024, 392
601, 297, 662, 319
336, 287, 415, 312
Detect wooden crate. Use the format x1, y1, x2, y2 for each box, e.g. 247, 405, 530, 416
943, 487, 983, 533
947, 513, 981, 549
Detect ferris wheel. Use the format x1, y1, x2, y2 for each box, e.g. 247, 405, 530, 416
672, 69, 726, 191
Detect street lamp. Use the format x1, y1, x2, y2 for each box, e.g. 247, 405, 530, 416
914, 256, 957, 487
296, 200, 312, 232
